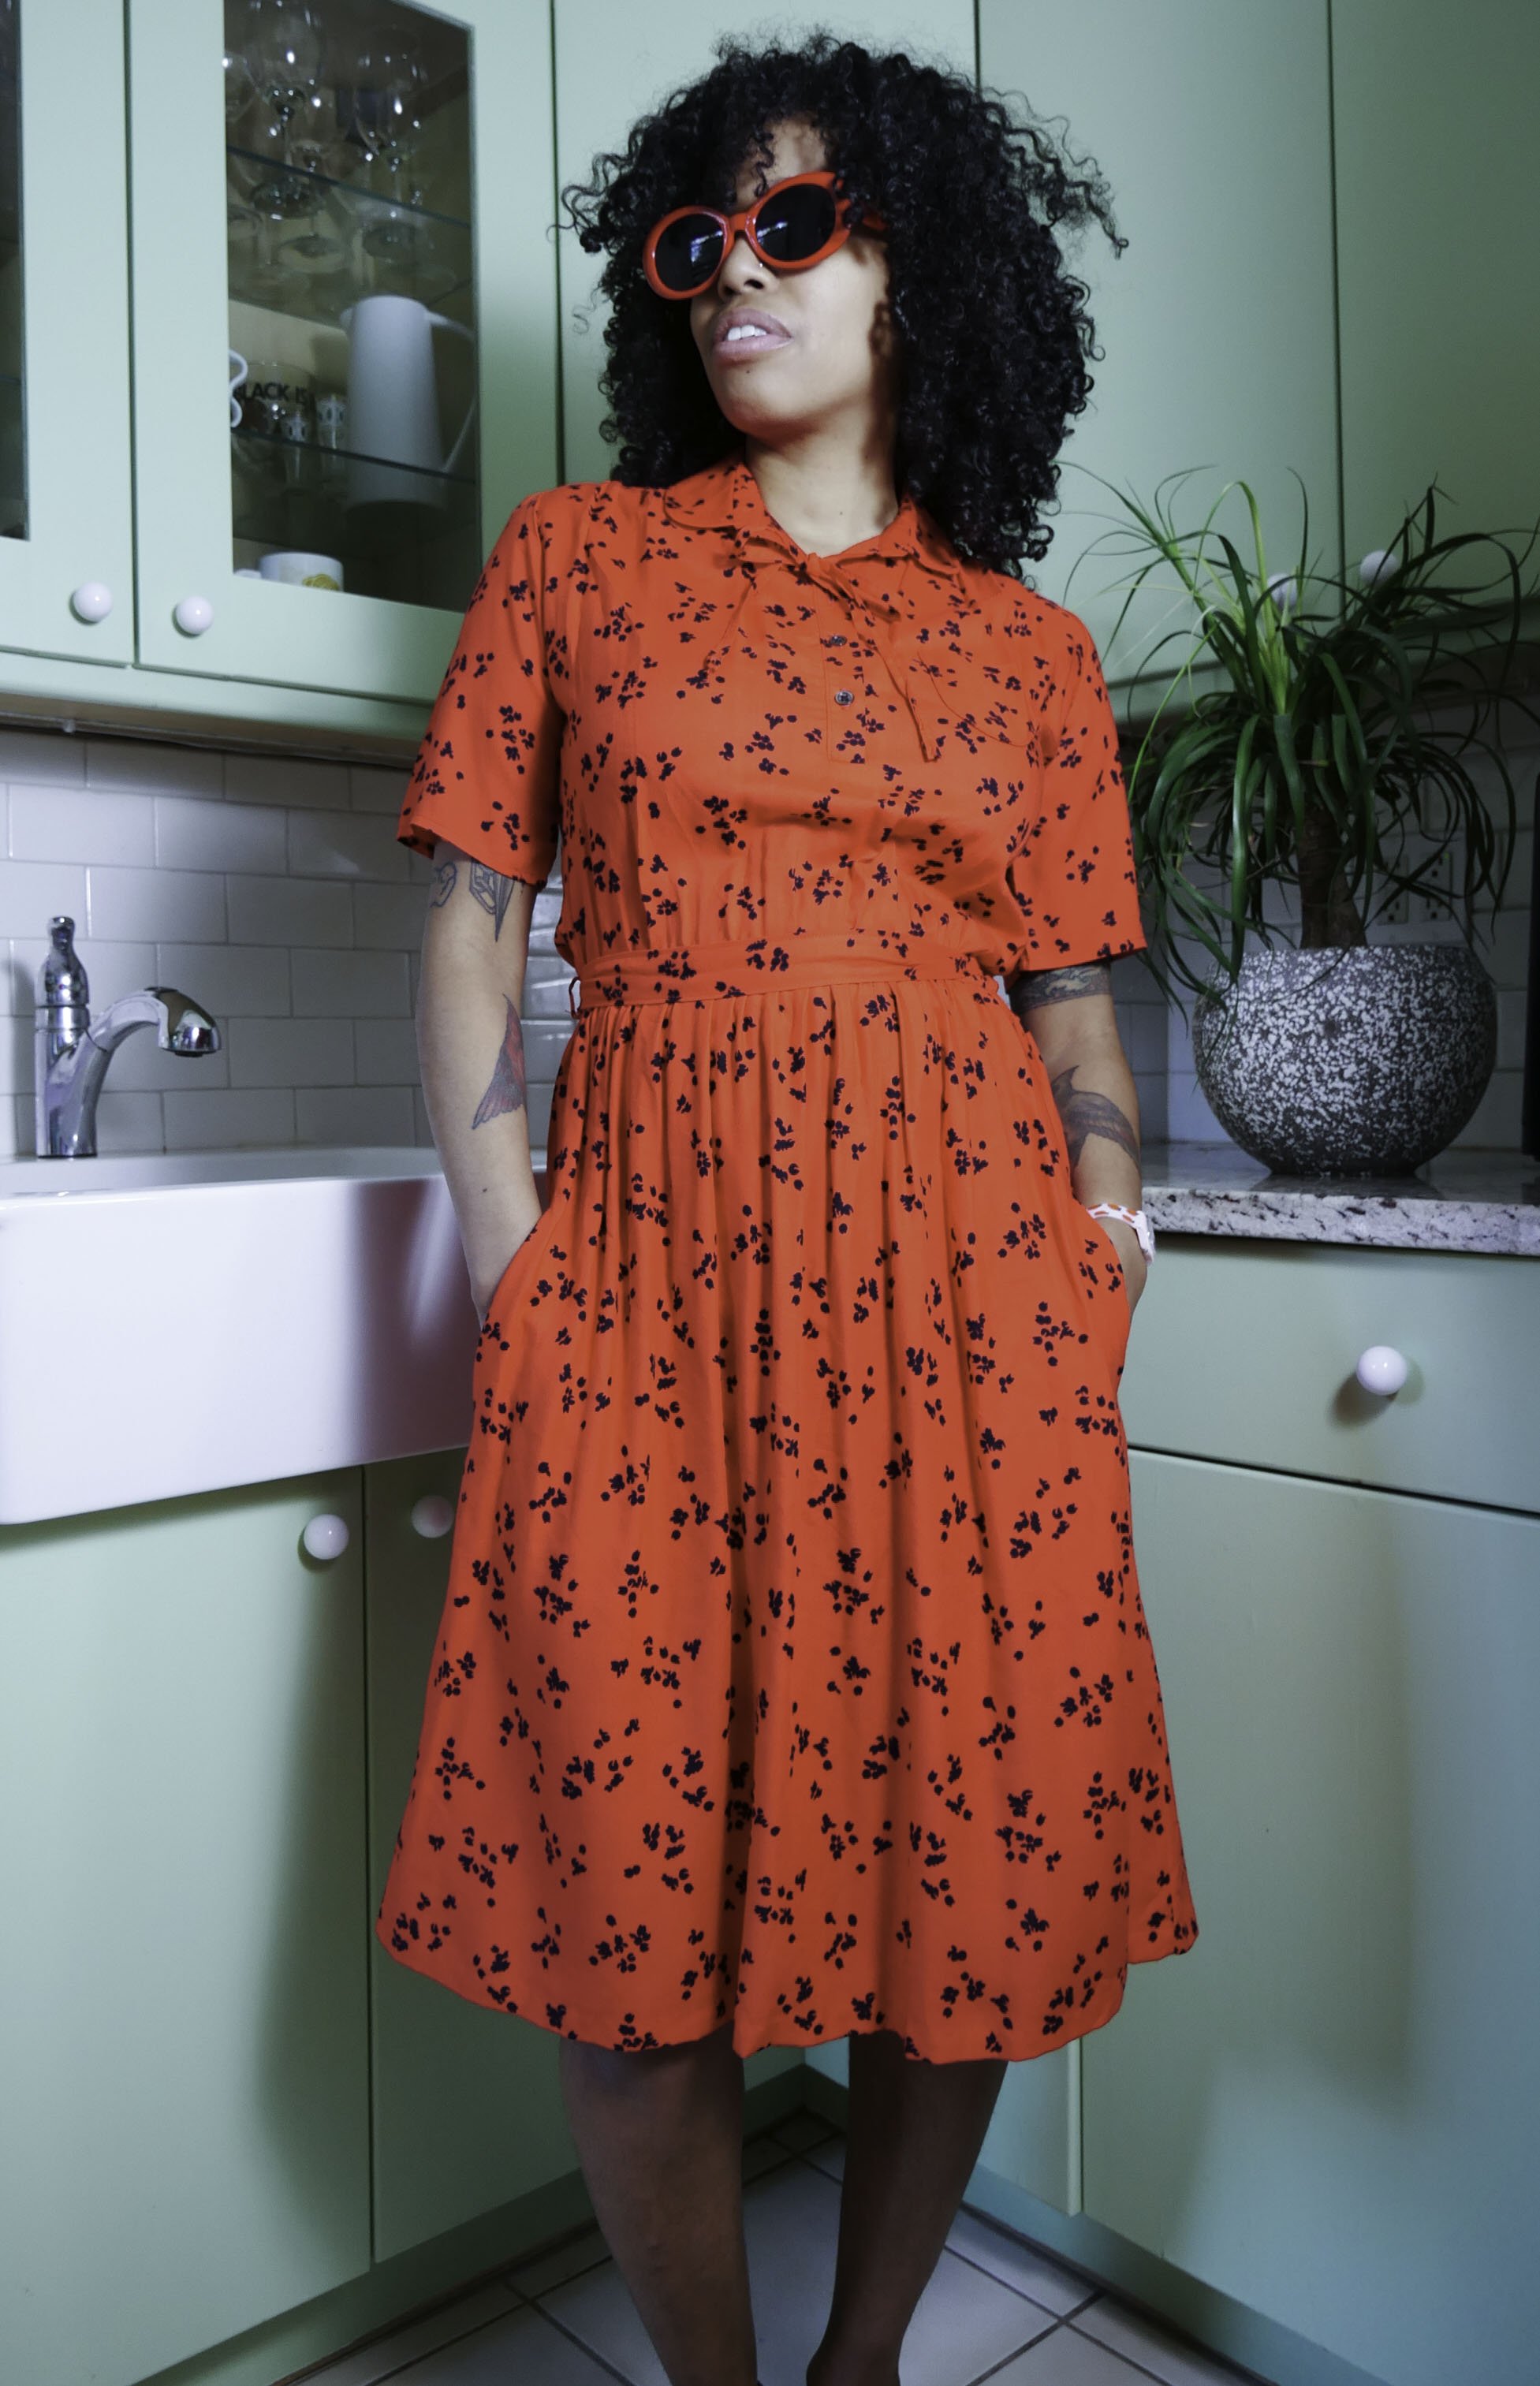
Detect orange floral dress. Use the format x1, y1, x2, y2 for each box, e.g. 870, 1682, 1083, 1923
378, 445, 1198, 2062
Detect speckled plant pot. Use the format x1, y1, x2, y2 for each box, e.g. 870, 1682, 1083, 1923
1192, 942, 1497, 1177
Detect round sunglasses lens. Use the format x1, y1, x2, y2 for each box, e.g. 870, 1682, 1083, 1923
653, 212, 725, 292
753, 181, 838, 263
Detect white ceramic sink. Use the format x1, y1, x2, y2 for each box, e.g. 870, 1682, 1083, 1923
0, 1145, 548, 1527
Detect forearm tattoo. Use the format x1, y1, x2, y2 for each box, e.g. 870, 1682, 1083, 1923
1008, 960, 1112, 1021
1048, 1063, 1141, 1169
472, 994, 528, 1126
429, 852, 521, 940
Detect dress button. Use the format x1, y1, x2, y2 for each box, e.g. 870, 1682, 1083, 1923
833, 688, 854, 706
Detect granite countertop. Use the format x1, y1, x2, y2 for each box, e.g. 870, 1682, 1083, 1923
1142, 1142, 1540, 1258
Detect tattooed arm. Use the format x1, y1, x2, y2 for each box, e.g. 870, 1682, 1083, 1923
1007, 960, 1147, 1307
418, 839, 546, 1322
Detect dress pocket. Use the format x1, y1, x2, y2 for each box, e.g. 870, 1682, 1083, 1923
1083, 1214, 1134, 1368
479, 1182, 563, 1332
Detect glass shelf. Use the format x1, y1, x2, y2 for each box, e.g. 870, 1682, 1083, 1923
226, 145, 472, 325
224, 0, 478, 613
230, 426, 479, 610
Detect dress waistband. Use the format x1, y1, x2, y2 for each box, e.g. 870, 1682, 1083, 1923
566, 934, 995, 1016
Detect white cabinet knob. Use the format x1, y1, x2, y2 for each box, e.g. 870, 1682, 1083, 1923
302, 1512, 352, 1561
70, 581, 114, 624
411, 1493, 454, 1540
173, 594, 214, 636
1355, 1344, 1409, 1396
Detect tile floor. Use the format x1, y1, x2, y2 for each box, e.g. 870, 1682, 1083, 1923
303, 2112, 1262, 2386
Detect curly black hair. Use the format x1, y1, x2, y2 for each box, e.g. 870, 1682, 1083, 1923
558, 28, 1126, 580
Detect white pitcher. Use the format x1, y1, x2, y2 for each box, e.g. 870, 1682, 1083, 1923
339, 293, 476, 509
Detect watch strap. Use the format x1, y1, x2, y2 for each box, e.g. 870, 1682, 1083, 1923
1085, 1201, 1155, 1264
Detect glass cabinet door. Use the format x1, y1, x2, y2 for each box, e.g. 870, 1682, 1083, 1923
0, 0, 136, 665
130, 0, 557, 706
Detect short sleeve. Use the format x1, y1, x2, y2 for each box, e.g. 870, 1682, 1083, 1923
1004, 608, 1146, 971
395, 492, 566, 887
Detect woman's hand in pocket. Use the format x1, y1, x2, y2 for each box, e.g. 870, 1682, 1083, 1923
472, 1197, 544, 1328
1099, 1214, 1148, 1314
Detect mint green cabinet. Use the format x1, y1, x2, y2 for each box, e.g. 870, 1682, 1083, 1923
0, 0, 135, 667
129, 0, 557, 711
1333, 0, 1540, 571
975, 2, 1340, 678
1081, 1450, 1540, 2386
0, 1471, 370, 2386
364, 1448, 582, 2262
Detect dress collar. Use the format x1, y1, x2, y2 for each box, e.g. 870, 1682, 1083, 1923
659, 444, 964, 585
656, 446, 976, 763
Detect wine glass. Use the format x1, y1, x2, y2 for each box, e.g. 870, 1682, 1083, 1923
335, 36, 429, 275
236, 0, 326, 219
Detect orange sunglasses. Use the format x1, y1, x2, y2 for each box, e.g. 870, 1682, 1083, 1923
643, 170, 888, 300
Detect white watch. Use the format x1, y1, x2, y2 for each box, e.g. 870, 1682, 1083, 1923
1085, 1202, 1155, 1264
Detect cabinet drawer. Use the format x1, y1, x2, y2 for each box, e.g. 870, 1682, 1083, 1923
1120, 1239, 1539, 1515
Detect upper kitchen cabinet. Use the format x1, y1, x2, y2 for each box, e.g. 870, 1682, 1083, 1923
0, 0, 136, 666
552, 2, 979, 487
128, 0, 558, 710
1332, 0, 1540, 572
975, 2, 1340, 684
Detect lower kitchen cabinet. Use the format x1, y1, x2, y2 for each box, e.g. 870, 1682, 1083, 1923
364, 1449, 581, 2261
0, 1472, 371, 2386
1083, 1448, 1540, 2386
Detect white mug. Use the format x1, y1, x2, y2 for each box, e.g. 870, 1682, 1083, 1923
258, 550, 344, 591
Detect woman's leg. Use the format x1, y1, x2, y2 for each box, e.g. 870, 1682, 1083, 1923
557, 2021, 759, 2386
807, 2030, 1009, 2386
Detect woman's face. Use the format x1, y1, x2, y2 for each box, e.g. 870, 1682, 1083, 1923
688, 118, 897, 446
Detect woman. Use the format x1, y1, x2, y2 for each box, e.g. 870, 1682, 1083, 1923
380, 32, 1197, 2386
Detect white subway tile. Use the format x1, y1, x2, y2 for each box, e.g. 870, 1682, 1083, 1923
353, 882, 427, 949
288, 808, 411, 882
0, 725, 88, 785
523, 1020, 575, 1077
6, 936, 158, 1016
156, 943, 289, 1016
292, 947, 409, 1017
226, 1016, 355, 1088
224, 751, 350, 810
161, 1085, 297, 1148
9, 783, 155, 867
296, 1084, 415, 1143
1167, 1070, 1231, 1146
3, 1090, 27, 1157
1471, 907, 1531, 988
524, 1078, 554, 1153
156, 793, 287, 874
354, 1018, 419, 1083
1452, 1070, 1522, 1149
86, 1089, 166, 1155
88, 865, 226, 943
85, 736, 222, 798
227, 874, 351, 948
0, 1015, 28, 1093
349, 762, 412, 815
0, 858, 88, 938
1496, 988, 1528, 1071
412, 1086, 435, 1147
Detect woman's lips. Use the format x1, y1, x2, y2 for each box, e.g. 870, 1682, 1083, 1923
713, 311, 792, 360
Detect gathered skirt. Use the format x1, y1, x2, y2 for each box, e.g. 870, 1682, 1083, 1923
376, 934, 1198, 2061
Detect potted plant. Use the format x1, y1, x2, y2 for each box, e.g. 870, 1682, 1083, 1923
1073, 471, 1540, 1175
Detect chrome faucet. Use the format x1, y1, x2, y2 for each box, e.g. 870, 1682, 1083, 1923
34, 915, 222, 1158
